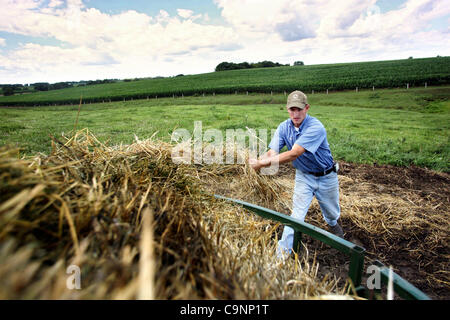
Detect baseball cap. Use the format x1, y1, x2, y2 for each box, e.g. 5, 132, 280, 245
286, 90, 308, 109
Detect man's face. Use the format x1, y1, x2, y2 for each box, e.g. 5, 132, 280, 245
288, 105, 309, 127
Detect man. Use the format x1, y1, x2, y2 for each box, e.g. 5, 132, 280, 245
249, 90, 344, 259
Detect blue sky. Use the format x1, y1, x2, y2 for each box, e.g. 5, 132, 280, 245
0, 0, 448, 84
84, 0, 223, 20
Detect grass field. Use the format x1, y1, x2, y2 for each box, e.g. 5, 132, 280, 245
0, 57, 449, 106
1, 86, 449, 172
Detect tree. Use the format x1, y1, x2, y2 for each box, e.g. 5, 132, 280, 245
237, 62, 251, 69
257, 60, 277, 68
33, 82, 50, 91
215, 62, 238, 71
215, 60, 286, 71
50, 82, 73, 90
2, 85, 15, 96
294, 61, 304, 66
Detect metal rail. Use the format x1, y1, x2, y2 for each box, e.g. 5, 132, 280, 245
215, 194, 431, 300
214, 194, 365, 288
372, 260, 431, 300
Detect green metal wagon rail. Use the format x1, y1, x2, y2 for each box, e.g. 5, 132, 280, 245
214, 194, 431, 300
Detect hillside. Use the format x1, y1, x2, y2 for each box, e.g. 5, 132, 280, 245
0, 57, 449, 106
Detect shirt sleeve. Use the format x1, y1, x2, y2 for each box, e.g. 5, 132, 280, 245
268, 123, 286, 153
295, 122, 326, 154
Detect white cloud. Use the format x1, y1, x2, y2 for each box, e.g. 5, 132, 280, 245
214, 0, 381, 40
177, 8, 193, 19
48, 0, 63, 8
0, 0, 448, 84
0, 1, 241, 83
213, 0, 450, 63
0, 3, 235, 53
2, 0, 43, 10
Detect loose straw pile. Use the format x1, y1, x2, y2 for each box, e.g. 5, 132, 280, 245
0, 129, 348, 299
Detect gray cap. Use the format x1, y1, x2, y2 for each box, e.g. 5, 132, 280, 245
286, 90, 308, 109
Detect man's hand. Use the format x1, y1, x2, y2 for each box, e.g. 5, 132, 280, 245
249, 149, 277, 171
249, 157, 272, 170
249, 145, 306, 171
249, 158, 262, 171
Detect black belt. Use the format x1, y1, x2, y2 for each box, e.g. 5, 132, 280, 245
308, 162, 338, 177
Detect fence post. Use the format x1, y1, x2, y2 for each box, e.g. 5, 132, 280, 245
293, 230, 302, 253
349, 246, 365, 288
425, 82, 427, 88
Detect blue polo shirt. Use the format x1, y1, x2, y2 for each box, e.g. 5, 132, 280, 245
268, 115, 334, 173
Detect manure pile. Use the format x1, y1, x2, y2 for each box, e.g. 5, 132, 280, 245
0, 130, 348, 299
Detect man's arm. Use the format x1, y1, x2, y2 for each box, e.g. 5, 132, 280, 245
249, 149, 277, 169
249, 144, 305, 170
259, 148, 278, 160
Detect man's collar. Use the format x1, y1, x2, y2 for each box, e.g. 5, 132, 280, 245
289, 114, 309, 131
300, 114, 309, 130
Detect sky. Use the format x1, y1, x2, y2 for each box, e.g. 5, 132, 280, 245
0, 0, 449, 84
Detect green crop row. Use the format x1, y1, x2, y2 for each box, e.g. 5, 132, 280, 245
0, 57, 449, 106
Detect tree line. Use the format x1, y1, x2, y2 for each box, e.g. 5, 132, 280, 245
1, 61, 307, 95
1, 79, 119, 96
215, 60, 304, 71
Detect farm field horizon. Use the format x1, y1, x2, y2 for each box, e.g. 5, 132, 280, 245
1, 56, 449, 106
1, 86, 449, 172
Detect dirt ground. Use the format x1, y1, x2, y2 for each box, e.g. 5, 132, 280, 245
215, 161, 449, 300
279, 162, 449, 300
339, 162, 449, 299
